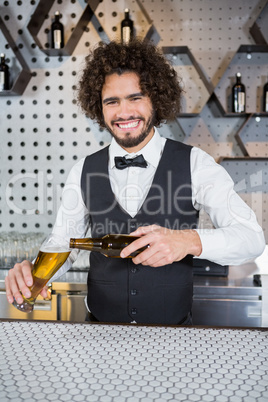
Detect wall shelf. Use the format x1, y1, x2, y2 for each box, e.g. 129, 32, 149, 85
218, 156, 268, 242
27, 0, 101, 56
250, 2, 268, 45
0, 15, 31, 96
213, 44, 268, 116
162, 46, 214, 116
234, 113, 268, 157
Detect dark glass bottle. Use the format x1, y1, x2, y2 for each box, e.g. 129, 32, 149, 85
70, 234, 148, 258
51, 11, 64, 49
121, 8, 134, 44
232, 72, 246, 113
0, 53, 9, 91
263, 78, 268, 113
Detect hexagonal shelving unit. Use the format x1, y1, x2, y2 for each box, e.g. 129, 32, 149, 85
136, 0, 160, 44
92, 0, 160, 45
250, 2, 268, 45
219, 156, 268, 242
235, 113, 268, 157
0, 16, 31, 96
213, 44, 268, 116
162, 46, 213, 116
27, 0, 101, 56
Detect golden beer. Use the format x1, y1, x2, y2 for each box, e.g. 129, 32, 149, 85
12, 234, 71, 313
28, 249, 71, 302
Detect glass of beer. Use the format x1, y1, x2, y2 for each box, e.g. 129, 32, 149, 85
12, 234, 71, 313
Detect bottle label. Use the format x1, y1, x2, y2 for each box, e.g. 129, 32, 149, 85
54, 30, 62, 49
122, 27, 131, 44
0, 71, 4, 91
238, 92, 245, 112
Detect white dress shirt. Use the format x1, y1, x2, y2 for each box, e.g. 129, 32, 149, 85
51, 129, 265, 280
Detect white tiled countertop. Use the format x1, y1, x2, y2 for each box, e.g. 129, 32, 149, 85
0, 320, 267, 402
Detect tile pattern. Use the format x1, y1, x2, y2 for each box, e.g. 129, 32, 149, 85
0, 320, 267, 401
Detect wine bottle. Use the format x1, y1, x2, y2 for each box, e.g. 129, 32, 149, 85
232, 72, 246, 113
51, 11, 64, 49
263, 78, 268, 113
121, 8, 134, 44
0, 53, 9, 92
69, 234, 148, 258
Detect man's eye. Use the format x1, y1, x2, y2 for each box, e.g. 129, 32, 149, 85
131, 97, 142, 101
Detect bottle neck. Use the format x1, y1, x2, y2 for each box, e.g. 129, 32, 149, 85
55, 12, 60, 22
236, 74, 241, 84
69, 238, 102, 251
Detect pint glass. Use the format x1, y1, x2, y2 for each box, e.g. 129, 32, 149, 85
12, 234, 71, 313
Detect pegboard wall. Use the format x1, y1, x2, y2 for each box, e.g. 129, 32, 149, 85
0, 0, 268, 242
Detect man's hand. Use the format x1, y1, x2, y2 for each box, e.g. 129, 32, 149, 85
5, 260, 48, 304
121, 225, 202, 267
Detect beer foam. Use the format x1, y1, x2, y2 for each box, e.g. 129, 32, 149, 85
39, 246, 70, 253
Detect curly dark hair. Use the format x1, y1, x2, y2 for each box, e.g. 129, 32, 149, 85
76, 39, 183, 128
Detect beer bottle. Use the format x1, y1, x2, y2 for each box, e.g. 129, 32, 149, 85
232, 72, 246, 113
51, 11, 64, 49
69, 234, 148, 258
121, 8, 134, 44
0, 53, 9, 91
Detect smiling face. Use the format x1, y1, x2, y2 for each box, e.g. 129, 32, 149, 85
101, 72, 155, 153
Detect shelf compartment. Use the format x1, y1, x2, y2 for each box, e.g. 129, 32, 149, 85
235, 113, 268, 157
162, 46, 214, 116
94, 0, 160, 44
0, 16, 31, 96
250, 2, 268, 45
218, 156, 268, 243
27, 0, 101, 56
213, 44, 268, 115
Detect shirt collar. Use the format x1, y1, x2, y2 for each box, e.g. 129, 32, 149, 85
109, 128, 163, 169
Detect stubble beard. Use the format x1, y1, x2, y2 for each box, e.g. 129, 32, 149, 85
105, 110, 155, 149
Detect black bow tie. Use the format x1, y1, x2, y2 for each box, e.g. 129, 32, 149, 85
114, 155, 148, 170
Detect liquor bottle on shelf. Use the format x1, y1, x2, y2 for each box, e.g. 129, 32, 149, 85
69, 234, 148, 258
121, 8, 134, 44
232, 72, 246, 113
263, 77, 268, 113
51, 11, 64, 49
0, 53, 10, 92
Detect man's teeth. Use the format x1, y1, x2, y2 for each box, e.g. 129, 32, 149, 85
118, 121, 139, 129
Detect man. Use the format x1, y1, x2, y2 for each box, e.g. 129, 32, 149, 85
5, 39, 265, 325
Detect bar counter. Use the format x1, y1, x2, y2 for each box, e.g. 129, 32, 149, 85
0, 319, 267, 401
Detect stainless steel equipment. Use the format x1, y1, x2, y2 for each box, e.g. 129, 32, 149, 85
52, 271, 88, 322
193, 278, 262, 327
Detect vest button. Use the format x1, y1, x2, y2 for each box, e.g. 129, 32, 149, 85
131, 267, 137, 273
130, 289, 137, 296
131, 308, 137, 315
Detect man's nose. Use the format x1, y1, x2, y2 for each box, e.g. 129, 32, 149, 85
117, 100, 133, 118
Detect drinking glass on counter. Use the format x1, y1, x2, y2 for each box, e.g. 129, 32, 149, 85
12, 234, 71, 313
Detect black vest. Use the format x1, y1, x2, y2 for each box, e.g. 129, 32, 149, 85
81, 139, 199, 324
